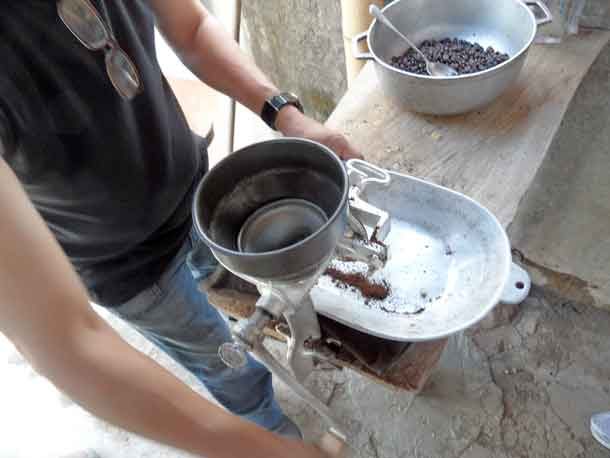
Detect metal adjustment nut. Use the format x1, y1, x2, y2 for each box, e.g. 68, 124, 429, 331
218, 342, 249, 369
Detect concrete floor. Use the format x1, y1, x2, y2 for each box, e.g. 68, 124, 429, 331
2, 286, 609, 457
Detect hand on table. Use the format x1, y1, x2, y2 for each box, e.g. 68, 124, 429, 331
275, 106, 363, 160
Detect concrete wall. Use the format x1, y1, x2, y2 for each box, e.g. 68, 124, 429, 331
582, 0, 610, 29
509, 42, 610, 310
241, 0, 348, 122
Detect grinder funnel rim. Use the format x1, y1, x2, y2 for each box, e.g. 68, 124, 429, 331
192, 138, 349, 267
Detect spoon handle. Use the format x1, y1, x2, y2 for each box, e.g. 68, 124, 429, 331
369, 5, 428, 63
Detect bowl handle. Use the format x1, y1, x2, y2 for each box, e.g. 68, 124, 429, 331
352, 31, 374, 61
346, 159, 391, 189
500, 263, 532, 305
345, 159, 392, 243
524, 0, 553, 26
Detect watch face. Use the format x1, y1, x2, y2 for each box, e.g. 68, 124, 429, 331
262, 93, 303, 130
270, 95, 285, 110
271, 93, 297, 110
280, 93, 298, 105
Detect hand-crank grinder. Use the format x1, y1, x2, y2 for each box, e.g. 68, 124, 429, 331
193, 138, 391, 440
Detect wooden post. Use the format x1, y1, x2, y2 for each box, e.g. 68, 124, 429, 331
228, 0, 242, 154
341, 0, 384, 87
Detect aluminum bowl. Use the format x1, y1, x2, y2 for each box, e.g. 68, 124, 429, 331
353, 0, 552, 115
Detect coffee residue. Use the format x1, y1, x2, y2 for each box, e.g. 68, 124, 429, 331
325, 267, 390, 301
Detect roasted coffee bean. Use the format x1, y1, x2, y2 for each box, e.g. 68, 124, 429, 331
391, 38, 509, 75
391, 37, 509, 75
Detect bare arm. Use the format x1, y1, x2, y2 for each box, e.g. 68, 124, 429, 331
149, 0, 274, 119
0, 154, 331, 458
147, 0, 361, 159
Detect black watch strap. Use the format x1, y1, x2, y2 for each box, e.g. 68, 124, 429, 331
261, 92, 304, 131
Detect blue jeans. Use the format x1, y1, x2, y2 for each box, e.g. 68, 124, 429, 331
109, 229, 284, 430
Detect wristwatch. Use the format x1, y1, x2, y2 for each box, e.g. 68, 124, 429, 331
261, 92, 304, 131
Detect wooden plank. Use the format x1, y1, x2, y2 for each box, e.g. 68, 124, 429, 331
326, 31, 610, 227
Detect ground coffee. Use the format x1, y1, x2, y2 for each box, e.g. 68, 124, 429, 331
325, 267, 390, 301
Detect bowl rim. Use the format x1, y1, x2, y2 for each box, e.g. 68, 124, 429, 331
368, 0, 538, 81
192, 137, 350, 261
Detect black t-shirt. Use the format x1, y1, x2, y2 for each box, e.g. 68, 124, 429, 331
0, 1, 204, 305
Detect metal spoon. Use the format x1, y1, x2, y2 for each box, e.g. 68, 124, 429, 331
369, 5, 458, 78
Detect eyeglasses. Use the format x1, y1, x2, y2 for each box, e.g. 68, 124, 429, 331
57, 0, 142, 100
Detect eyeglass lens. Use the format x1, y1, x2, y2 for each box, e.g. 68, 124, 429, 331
105, 48, 141, 100
57, 0, 141, 100
57, 0, 108, 49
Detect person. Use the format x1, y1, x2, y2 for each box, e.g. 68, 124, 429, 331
0, 1, 359, 457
